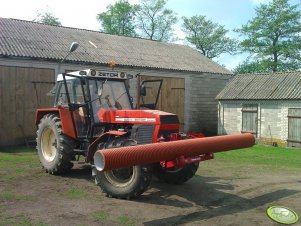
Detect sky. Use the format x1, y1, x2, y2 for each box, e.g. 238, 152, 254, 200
0, 0, 300, 70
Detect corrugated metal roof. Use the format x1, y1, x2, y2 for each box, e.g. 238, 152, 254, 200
216, 72, 301, 100
0, 17, 232, 74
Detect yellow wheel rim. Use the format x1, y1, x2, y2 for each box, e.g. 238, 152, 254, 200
41, 127, 57, 162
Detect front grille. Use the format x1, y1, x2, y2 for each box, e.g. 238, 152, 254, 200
131, 124, 155, 144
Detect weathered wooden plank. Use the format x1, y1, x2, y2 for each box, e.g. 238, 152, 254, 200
2, 66, 11, 143
0, 65, 55, 146
0, 66, 4, 142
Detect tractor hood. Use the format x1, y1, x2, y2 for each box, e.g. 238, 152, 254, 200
98, 109, 179, 125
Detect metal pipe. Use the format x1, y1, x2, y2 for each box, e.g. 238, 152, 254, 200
94, 133, 255, 171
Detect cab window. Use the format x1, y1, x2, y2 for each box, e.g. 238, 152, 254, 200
101, 81, 131, 110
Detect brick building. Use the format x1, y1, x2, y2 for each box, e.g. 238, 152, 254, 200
216, 72, 301, 148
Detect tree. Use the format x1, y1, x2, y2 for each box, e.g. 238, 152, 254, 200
136, 0, 177, 41
236, 0, 301, 72
234, 59, 300, 74
233, 60, 271, 74
97, 0, 138, 37
182, 15, 237, 59
34, 9, 62, 26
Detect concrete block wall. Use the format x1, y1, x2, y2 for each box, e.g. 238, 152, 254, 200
218, 100, 301, 147
189, 74, 232, 136
260, 103, 282, 139
218, 102, 242, 134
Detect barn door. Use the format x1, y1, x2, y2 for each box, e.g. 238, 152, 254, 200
288, 108, 301, 148
0, 66, 54, 145
140, 75, 185, 131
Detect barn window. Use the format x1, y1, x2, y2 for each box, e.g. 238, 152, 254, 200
242, 104, 258, 135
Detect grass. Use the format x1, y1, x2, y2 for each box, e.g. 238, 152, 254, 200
92, 211, 108, 222
215, 145, 301, 169
115, 216, 136, 226
63, 188, 88, 199
91, 211, 136, 225
0, 193, 33, 201
198, 145, 301, 178
0, 214, 48, 226
0, 146, 40, 183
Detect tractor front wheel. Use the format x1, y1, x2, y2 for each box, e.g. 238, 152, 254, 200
95, 165, 152, 199
153, 162, 199, 184
94, 138, 152, 199
36, 114, 74, 175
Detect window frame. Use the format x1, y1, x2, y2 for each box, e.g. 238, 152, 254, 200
241, 104, 258, 136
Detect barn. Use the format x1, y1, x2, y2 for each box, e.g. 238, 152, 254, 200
216, 72, 301, 148
0, 17, 232, 146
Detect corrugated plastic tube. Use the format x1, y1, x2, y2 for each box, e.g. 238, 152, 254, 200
94, 133, 255, 171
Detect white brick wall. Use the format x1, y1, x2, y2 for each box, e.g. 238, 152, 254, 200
218, 100, 301, 143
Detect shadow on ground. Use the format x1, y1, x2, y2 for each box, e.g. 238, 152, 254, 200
138, 175, 300, 225
53, 164, 300, 226
61, 163, 92, 180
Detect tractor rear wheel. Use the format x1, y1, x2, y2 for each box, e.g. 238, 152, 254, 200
153, 162, 199, 184
36, 114, 74, 175
94, 139, 152, 199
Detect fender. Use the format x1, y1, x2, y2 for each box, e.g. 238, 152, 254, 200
36, 107, 77, 139
86, 130, 127, 163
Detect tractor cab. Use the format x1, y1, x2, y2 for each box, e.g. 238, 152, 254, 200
51, 69, 133, 139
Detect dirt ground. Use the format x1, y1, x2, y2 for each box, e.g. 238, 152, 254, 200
0, 154, 301, 226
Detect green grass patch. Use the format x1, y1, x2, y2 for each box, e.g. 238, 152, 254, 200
0, 193, 34, 201
92, 211, 136, 225
198, 145, 301, 178
115, 216, 136, 226
0, 146, 40, 182
92, 211, 108, 222
63, 188, 88, 199
215, 145, 301, 170
0, 214, 48, 226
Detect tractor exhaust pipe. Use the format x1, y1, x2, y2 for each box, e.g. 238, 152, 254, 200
94, 133, 255, 171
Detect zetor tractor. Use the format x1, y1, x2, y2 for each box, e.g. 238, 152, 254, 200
36, 69, 254, 199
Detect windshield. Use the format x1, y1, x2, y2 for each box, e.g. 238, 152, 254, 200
88, 79, 132, 121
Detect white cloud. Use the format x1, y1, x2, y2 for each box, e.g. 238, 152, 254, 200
0, 0, 138, 31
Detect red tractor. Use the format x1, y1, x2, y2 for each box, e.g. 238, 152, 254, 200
36, 69, 254, 199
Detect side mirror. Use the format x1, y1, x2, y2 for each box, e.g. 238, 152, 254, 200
140, 83, 146, 96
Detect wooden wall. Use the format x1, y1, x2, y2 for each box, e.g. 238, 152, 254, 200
0, 66, 54, 146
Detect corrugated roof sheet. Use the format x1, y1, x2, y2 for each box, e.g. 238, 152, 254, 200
0, 17, 232, 74
216, 72, 301, 100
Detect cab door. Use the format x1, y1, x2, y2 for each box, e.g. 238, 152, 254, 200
138, 79, 163, 110
56, 76, 89, 138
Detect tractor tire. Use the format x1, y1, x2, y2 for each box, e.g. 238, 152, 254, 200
153, 162, 199, 184
36, 113, 74, 175
94, 139, 152, 199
